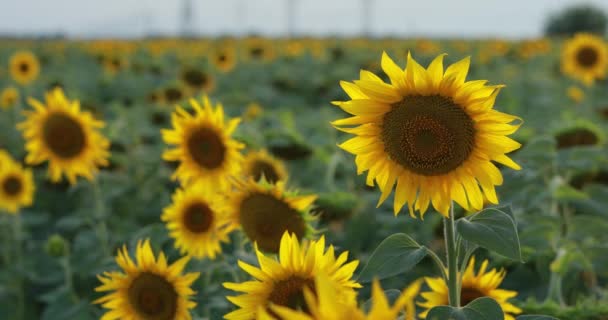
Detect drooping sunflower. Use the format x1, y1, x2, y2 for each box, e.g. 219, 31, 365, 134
223, 232, 361, 320
180, 68, 215, 93
561, 33, 608, 85
229, 178, 316, 253
9, 50, 40, 85
17, 88, 110, 184
162, 96, 244, 188
0, 156, 35, 214
260, 275, 422, 320
1, 86, 19, 110
161, 183, 235, 259
95, 239, 200, 320
242, 150, 288, 184
332, 52, 522, 218
418, 257, 522, 320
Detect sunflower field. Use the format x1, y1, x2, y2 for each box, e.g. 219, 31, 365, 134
1, 35, 608, 320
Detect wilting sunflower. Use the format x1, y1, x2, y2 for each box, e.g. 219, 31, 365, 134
1, 86, 19, 110
229, 178, 316, 253
180, 68, 215, 93
418, 257, 522, 320
260, 275, 422, 320
332, 52, 521, 217
210, 46, 237, 73
161, 183, 234, 259
242, 150, 288, 184
223, 232, 361, 320
95, 239, 200, 320
561, 33, 608, 85
0, 156, 35, 214
9, 50, 40, 85
17, 88, 110, 184
162, 96, 244, 187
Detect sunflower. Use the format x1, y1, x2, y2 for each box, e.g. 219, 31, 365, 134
561, 33, 608, 85
162, 96, 244, 188
244, 38, 276, 62
180, 68, 215, 93
164, 86, 185, 105
260, 275, 422, 320
223, 232, 361, 320
0, 156, 35, 214
211, 46, 237, 72
242, 150, 288, 184
9, 50, 40, 85
567, 85, 584, 103
95, 239, 200, 320
228, 178, 316, 253
243, 102, 263, 120
161, 183, 235, 259
17, 88, 110, 184
418, 257, 522, 320
332, 52, 522, 218
1, 86, 19, 110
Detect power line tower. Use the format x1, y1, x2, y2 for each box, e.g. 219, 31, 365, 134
180, 0, 195, 37
362, 0, 372, 36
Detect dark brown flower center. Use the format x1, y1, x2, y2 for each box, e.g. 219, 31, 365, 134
381, 95, 475, 176
43, 113, 86, 159
218, 54, 227, 62
250, 47, 264, 59
19, 62, 29, 73
182, 70, 208, 88
268, 276, 315, 313
164, 87, 183, 103
576, 46, 599, 68
183, 202, 214, 233
128, 272, 178, 320
239, 193, 306, 253
250, 160, 280, 184
2, 176, 22, 196
186, 127, 226, 170
555, 128, 599, 149
460, 287, 485, 306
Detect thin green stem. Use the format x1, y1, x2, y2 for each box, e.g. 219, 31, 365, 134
61, 245, 79, 303
444, 202, 460, 307
14, 214, 24, 320
425, 247, 448, 283
91, 179, 110, 257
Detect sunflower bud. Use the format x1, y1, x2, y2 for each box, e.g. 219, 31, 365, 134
45, 234, 68, 258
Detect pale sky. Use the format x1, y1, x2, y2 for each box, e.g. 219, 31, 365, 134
1, 0, 607, 38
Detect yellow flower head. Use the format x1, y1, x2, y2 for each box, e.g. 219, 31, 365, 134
567, 86, 585, 103
0, 153, 35, 214
95, 239, 200, 320
162, 96, 244, 188
418, 257, 522, 320
223, 232, 361, 320
332, 52, 522, 218
1, 86, 19, 110
9, 50, 40, 85
561, 33, 608, 86
161, 182, 235, 259
18, 88, 110, 184
242, 150, 288, 184
211, 45, 237, 73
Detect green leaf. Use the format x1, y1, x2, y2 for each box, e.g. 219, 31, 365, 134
356, 233, 427, 283
457, 208, 522, 261
516, 316, 560, 320
426, 297, 504, 320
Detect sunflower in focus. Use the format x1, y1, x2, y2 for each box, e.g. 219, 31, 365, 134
332, 52, 522, 218
561, 33, 608, 85
162, 183, 234, 259
95, 239, 200, 320
1, 86, 19, 110
0, 155, 35, 214
260, 275, 422, 320
229, 178, 316, 253
242, 150, 287, 184
18, 88, 110, 184
9, 50, 40, 85
211, 46, 237, 72
418, 257, 522, 320
223, 232, 361, 320
162, 96, 244, 188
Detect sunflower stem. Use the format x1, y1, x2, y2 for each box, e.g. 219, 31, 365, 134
425, 247, 448, 283
91, 179, 110, 257
61, 244, 79, 303
14, 214, 25, 320
444, 202, 460, 307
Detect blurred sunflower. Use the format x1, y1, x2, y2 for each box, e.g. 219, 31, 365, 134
223, 232, 361, 320
161, 183, 234, 259
332, 52, 521, 217
561, 33, 608, 85
0, 156, 35, 214
162, 96, 244, 187
261, 275, 422, 320
567, 86, 584, 103
9, 50, 40, 85
17, 88, 110, 184
242, 150, 288, 184
244, 38, 276, 62
211, 46, 237, 72
1, 86, 19, 110
164, 86, 185, 105
418, 257, 522, 320
244, 102, 263, 120
180, 68, 215, 93
95, 239, 200, 320
229, 178, 316, 253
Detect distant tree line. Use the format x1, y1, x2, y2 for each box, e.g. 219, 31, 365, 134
545, 4, 607, 36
